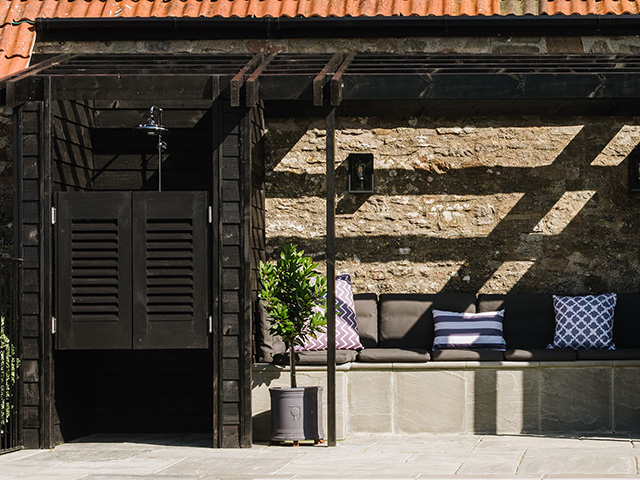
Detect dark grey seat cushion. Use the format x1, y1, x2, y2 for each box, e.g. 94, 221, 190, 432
431, 349, 504, 361
273, 350, 358, 365
505, 348, 577, 361
357, 348, 430, 363
478, 294, 555, 351
577, 348, 640, 360
354, 293, 378, 348
379, 293, 476, 351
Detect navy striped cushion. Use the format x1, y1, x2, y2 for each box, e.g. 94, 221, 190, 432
432, 309, 506, 351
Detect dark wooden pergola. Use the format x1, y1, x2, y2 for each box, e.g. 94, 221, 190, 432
7, 52, 640, 107
3, 52, 640, 448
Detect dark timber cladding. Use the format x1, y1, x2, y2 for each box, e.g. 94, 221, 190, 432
15, 102, 45, 449
7, 53, 640, 450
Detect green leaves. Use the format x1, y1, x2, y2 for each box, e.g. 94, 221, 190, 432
259, 244, 328, 349
0, 316, 19, 433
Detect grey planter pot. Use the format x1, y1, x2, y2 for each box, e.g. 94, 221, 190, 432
269, 386, 324, 442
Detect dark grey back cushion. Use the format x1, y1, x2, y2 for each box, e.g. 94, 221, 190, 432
613, 293, 640, 349
256, 302, 286, 362
477, 293, 555, 350
354, 293, 378, 348
379, 293, 476, 350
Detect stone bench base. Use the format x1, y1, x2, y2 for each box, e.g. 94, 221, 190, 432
252, 361, 640, 441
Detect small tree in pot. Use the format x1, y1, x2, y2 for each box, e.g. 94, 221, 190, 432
259, 244, 327, 443
259, 244, 327, 388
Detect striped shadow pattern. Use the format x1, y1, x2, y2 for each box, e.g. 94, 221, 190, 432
432, 309, 506, 350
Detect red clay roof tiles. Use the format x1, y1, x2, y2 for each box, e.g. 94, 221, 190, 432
2, 0, 640, 78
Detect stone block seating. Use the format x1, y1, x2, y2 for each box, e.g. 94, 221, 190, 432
252, 292, 640, 440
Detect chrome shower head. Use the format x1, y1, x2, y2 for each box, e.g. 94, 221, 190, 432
135, 106, 170, 136
134, 105, 170, 192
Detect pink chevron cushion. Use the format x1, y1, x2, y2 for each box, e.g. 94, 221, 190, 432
295, 274, 364, 351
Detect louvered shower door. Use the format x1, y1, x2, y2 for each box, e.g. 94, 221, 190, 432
55, 191, 209, 350
56, 192, 132, 349
132, 192, 208, 349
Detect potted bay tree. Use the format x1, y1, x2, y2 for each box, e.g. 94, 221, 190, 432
259, 244, 327, 444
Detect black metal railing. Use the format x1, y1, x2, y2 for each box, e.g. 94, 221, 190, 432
0, 258, 21, 454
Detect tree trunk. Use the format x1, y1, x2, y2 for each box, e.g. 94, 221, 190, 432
288, 342, 297, 388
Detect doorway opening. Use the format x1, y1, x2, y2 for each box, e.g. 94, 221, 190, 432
50, 100, 216, 443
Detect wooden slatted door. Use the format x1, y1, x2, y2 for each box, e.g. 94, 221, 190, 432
132, 192, 209, 349
56, 191, 209, 350
56, 192, 133, 349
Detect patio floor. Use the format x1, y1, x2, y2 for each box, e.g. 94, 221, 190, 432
1, 433, 640, 479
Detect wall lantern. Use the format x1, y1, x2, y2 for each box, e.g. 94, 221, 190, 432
629, 154, 640, 193
348, 153, 374, 193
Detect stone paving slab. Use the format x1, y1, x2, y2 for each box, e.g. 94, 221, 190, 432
516, 454, 638, 476
2, 433, 640, 479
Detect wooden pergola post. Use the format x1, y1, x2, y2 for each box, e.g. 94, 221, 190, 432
326, 107, 336, 447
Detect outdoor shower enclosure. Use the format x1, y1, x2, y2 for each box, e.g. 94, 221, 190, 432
10, 55, 265, 448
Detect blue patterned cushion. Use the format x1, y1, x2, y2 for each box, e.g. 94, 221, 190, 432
549, 294, 617, 350
432, 310, 506, 350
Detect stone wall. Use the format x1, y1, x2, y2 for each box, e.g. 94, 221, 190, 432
31, 35, 640, 56
265, 116, 640, 295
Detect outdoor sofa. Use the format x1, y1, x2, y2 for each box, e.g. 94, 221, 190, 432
258, 292, 640, 364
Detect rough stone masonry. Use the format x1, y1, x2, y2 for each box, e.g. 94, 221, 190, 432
265, 116, 640, 295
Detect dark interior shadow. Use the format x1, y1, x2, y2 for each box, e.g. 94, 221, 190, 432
55, 350, 213, 444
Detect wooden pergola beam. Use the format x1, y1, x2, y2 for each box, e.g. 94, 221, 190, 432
245, 54, 275, 107
231, 54, 264, 107
2, 54, 77, 108
7, 54, 640, 107
313, 53, 343, 107
330, 53, 355, 107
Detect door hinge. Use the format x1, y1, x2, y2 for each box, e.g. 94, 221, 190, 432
208, 315, 213, 334
51, 207, 56, 225
51, 316, 57, 334
208, 206, 213, 224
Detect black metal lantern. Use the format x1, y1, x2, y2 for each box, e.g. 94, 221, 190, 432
348, 153, 374, 193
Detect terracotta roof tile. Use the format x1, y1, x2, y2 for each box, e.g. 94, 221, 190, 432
540, 0, 640, 15
2, 0, 640, 79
